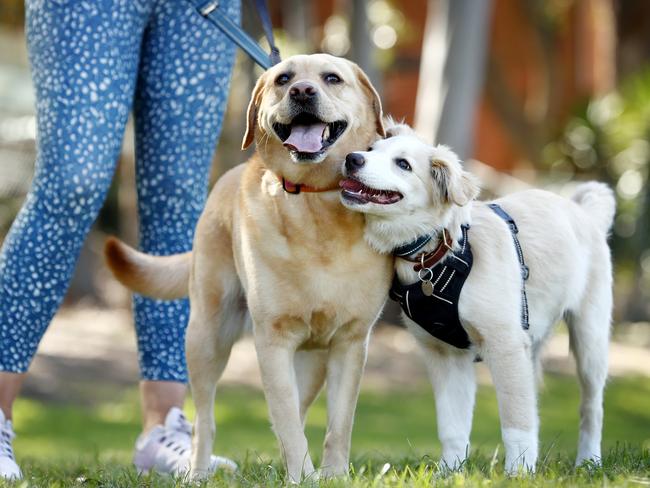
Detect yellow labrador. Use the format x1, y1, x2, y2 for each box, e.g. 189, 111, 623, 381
105, 54, 392, 481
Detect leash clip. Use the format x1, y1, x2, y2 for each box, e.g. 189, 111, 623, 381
199, 1, 219, 16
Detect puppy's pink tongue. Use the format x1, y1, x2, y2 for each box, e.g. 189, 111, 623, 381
283, 123, 326, 153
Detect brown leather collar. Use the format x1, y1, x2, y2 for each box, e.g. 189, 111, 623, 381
282, 177, 340, 194
400, 228, 454, 271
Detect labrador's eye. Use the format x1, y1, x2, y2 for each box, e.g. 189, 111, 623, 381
275, 73, 292, 86
395, 158, 411, 171
323, 73, 342, 84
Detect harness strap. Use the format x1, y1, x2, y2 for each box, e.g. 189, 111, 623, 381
488, 203, 530, 330
189, 0, 281, 70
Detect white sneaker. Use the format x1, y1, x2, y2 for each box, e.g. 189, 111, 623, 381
133, 407, 237, 476
0, 409, 21, 480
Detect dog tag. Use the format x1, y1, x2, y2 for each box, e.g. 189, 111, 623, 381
421, 280, 434, 296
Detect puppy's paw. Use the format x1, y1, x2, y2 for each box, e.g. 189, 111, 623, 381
503, 428, 538, 476
575, 453, 602, 469
439, 450, 467, 471
504, 453, 537, 476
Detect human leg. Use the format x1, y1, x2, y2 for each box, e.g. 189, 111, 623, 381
131, 0, 239, 386
129, 0, 239, 473
0, 0, 149, 478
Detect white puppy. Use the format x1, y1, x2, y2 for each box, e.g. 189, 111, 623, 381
339, 122, 615, 473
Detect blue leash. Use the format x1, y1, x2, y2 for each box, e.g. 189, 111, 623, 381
187, 0, 281, 70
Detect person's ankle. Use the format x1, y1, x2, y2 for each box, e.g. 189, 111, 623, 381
141, 417, 165, 436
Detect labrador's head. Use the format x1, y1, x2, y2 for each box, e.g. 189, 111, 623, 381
339, 124, 479, 223
243, 54, 384, 185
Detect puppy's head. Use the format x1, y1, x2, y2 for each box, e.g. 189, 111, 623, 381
243, 54, 384, 183
339, 127, 479, 221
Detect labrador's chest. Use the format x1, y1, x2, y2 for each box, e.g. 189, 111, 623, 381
237, 193, 391, 345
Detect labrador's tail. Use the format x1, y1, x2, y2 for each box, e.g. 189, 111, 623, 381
104, 237, 190, 300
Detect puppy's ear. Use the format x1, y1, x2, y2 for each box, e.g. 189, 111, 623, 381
353, 64, 385, 137
383, 116, 415, 138
242, 72, 268, 150
430, 145, 480, 206
449, 172, 480, 206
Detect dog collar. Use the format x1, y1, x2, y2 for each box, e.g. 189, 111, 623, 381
281, 177, 340, 195
393, 234, 433, 257
395, 228, 454, 271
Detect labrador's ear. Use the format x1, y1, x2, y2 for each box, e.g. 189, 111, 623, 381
242, 72, 268, 150
352, 64, 385, 137
430, 145, 480, 206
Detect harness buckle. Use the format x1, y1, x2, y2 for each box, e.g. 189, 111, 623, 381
442, 228, 453, 250
522, 265, 530, 281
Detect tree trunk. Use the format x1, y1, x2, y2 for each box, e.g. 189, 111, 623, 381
414, 0, 493, 161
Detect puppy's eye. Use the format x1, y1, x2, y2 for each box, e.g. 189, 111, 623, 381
395, 158, 411, 171
367, 146, 373, 151
275, 73, 292, 86
323, 73, 342, 84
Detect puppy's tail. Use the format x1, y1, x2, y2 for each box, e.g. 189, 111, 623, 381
104, 237, 190, 300
571, 182, 616, 234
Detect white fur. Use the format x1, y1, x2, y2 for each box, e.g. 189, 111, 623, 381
340, 127, 615, 474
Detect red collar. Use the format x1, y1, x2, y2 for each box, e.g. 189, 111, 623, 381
400, 228, 454, 271
282, 177, 340, 194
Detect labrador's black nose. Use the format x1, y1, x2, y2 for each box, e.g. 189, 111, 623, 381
345, 152, 365, 172
289, 81, 318, 104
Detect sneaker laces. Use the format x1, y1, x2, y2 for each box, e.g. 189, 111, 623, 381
171, 412, 192, 438
0, 423, 16, 461
155, 411, 193, 464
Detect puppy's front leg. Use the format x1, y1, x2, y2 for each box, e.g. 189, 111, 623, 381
254, 324, 314, 483
320, 333, 369, 478
484, 333, 538, 474
418, 343, 476, 469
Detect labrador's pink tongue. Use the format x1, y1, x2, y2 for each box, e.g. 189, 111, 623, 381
283, 123, 326, 153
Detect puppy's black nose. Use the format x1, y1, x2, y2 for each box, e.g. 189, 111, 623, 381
345, 152, 365, 172
289, 81, 318, 104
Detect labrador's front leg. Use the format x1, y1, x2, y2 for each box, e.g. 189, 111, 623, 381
254, 325, 314, 483
320, 332, 369, 477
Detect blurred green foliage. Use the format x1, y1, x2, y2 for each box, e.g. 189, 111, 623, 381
544, 68, 650, 261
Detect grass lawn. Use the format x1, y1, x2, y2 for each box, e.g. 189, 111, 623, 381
4, 373, 650, 486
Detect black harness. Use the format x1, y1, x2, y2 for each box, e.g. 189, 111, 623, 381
389, 204, 530, 350
389, 224, 473, 349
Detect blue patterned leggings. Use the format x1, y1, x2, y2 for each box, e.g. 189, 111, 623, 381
0, 0, 239, 382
